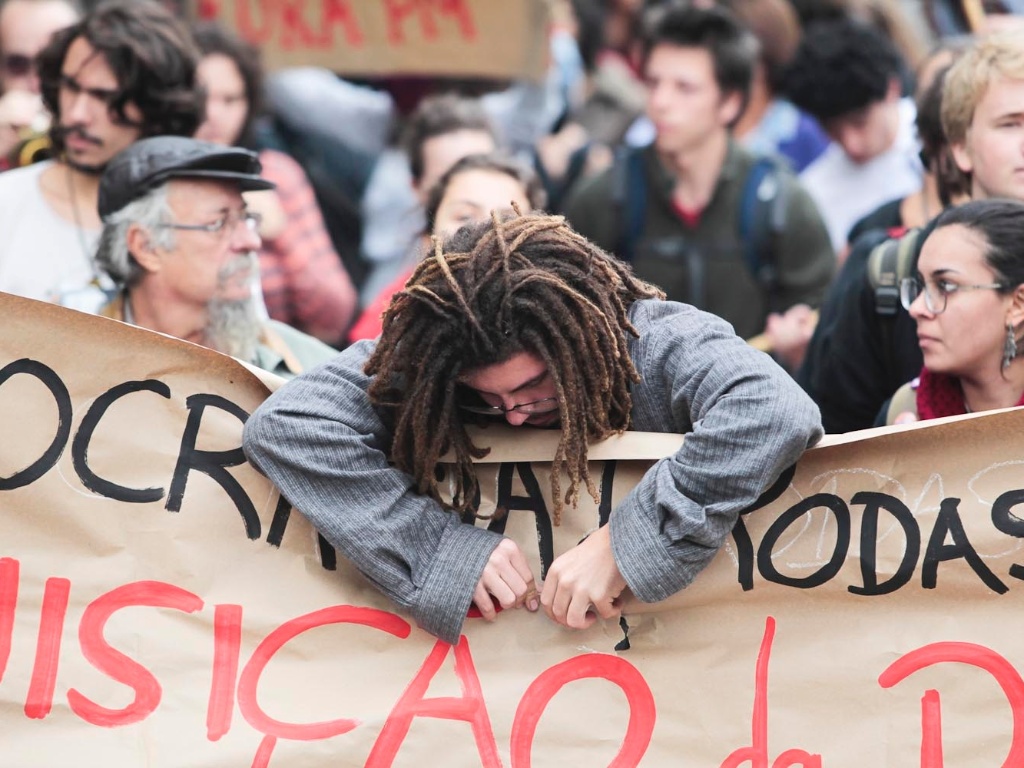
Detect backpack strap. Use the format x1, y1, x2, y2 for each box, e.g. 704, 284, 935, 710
868, 227, 922, 317
867, 226, 924, 381
738, 155, 790, 296
611, 145, 647, 262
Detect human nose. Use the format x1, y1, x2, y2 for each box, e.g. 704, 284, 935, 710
504, 408, 532, 427
231, 215, 261, 249
65, 91, 93, 124
646, 80, 669, 113
908, 287, 932, 320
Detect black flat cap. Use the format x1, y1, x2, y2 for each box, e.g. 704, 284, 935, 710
98, 136, 275, 221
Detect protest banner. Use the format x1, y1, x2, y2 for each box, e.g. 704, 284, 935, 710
2, 290, 1024, 766
188, 0, 550, 80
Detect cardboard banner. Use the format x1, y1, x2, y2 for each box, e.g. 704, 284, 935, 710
189, 0, 550, 80
3, 290, 1024, 766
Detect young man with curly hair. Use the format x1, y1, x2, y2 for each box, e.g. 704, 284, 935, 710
0, 0, 201, 309
242, 209, 822, 645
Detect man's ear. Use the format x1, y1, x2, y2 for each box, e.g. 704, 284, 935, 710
950, 137, 974, 176
886, 77, 902, 102
719, 89, 743, 127
126, 223, 161, 273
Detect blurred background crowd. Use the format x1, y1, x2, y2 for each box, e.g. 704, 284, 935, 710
1, 0, 1023, 430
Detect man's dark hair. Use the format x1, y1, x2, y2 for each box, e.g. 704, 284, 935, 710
400, 92, 496, 186
37, 0, 201, 157
423, 152, 547, 236
192, 21, 263, 149
640, 2, 758, 108
365, 211, 664, 522
783, 16, 903, 121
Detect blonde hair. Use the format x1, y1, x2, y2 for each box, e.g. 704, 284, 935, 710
942, 31, 1024, 146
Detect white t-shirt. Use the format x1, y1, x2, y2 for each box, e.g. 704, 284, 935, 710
799, 97, 923, 251
0, 161, 103, 307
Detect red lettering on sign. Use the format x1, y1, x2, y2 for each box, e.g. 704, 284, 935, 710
383, 0, 477, 45
510, 653, 655, 767
322, 0, 364, 47
68, 581, 204, 726
208, 603, 243, 741
720, 617, 821, 768
236, 0, 274, 45
921, 689, 942, 766
237, 605, 410, 744
367, 636, 502, 766
252, 734, 277, 768
230, 0, 363, 51
278, 0, 319, 48
0, 557, 18, 684
879, 641, 1024, 767
24, 576, 70, 720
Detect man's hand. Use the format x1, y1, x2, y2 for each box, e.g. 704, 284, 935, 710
472, 537, 539, 622
541, 524, 627, 630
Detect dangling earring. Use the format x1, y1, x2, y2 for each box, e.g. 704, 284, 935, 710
1003, 323, 1019, 371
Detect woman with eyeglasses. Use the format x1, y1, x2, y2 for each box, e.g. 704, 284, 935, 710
882, 198, 1024, 425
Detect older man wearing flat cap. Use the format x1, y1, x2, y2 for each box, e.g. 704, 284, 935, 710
94, 135, 337, 378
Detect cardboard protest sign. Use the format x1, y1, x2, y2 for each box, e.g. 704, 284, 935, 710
189, 0, 550, 80
3, 290, 1024, 765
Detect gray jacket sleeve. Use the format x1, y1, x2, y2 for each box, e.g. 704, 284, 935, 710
611, 301, 823, 602
241, 341, 503, 644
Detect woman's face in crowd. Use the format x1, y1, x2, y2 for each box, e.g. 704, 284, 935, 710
909, 224, 1012, 379
432, 168, 533, 239
195, 53, 248, 146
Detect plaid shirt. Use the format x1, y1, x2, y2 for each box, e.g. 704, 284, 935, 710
257, 149, 357, 345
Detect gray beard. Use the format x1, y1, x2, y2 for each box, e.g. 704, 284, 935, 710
204, 296, 261, 363
203, 253, 262, 362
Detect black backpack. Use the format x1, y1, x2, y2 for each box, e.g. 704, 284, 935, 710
610, 145, 792, 296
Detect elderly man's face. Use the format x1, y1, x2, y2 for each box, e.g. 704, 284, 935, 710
159, 177, 262, 306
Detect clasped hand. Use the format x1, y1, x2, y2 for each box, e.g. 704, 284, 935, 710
473, 525, 627, 630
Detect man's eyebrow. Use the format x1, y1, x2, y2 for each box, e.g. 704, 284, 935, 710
60, 73, 118, 99
509, 371, 547, 394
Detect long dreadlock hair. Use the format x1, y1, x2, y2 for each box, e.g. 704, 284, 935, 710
365, 210, 665, 524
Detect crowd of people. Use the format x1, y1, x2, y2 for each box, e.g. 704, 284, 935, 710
1, 0, 1023, 643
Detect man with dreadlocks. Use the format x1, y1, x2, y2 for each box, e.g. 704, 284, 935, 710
242, 210, 822, 645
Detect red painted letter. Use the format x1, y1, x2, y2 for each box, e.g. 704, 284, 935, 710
208, 603, 243, 741
236, 0, 274, 44
879, 641, 1024, 767
25, 576, 70, 719
323, 0, 364, 46
367, 637, 502, 766
720, 617, 821, 768
238, 605, 410, 743
510, 653, 656, 768
68, 581, 204, 726
0, 558, 19, 683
